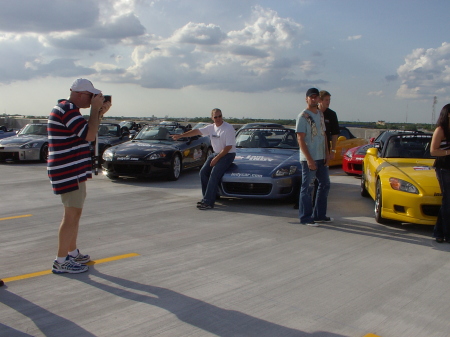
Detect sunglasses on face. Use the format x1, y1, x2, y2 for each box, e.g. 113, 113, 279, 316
213, 115, 222, 119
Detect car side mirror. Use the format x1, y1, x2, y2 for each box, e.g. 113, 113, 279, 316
366, 147, 378, 157
338, 136, 347, 141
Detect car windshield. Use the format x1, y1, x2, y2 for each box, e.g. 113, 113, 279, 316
236, 128, 298, 149
98, 124, 120, 137
19, 124, 47, 135
119, 121, 133, 129
134, 126, 176, 141
384, 134, 433, 159
339, 127, 355, 139
193, 123, 209, 129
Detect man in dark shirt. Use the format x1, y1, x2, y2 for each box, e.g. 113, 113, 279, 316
319, 90, 340, 159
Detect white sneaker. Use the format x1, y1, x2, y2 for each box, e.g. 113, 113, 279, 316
52, 256, 89, 274
70, 249, 91, 264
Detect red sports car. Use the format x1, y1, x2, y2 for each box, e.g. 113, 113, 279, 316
342, 143, 375, 175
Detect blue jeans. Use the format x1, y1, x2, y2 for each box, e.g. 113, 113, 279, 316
298, 160, 330, 223
200, 152, 236, 206
433, 168, 450, 239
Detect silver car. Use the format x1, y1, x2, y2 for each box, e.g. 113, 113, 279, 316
0, 123, 49, 162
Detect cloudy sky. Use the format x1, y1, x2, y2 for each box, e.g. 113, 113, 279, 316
1, 0, 449, 123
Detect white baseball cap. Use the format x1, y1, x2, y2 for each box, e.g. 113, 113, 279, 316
70, 78, 101, 94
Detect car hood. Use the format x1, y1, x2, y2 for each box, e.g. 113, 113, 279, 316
98, 135, 126, 146
383, 159, 439, 192
111, 140, 178, 156
0, 135, 47, 145
225, 148, 299, 175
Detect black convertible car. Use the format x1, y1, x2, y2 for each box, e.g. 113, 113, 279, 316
102, 124, 212, 180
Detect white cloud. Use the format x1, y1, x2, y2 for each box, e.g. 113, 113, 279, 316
368, 90, 383, 97
0, 2, 326, 93
347, 35, 362, 41
171, 22, 226, 45
396, 42, 450, 100
122, 6, 323, 92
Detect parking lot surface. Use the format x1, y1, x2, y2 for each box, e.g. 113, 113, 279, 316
1, 163, 449, 337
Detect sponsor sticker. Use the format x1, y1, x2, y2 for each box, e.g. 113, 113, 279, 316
230, 173, 263, 178
243, 155, 274, 162
117, 156, 139, 161
413, 166, 431, 170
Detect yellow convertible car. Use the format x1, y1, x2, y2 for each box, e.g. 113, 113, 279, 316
328, 127, 368, 167
360, 132, 441, 225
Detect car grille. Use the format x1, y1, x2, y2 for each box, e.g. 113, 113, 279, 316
112, 164, 145, 175
222, 182, 272, 195
0, 152, 19, 161
421, 205, 440, 217
350, 163, 362, 172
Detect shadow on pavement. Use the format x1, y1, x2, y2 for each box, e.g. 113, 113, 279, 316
71, 269, 347, 337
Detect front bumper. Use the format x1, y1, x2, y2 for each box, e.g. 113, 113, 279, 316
219, 175, 300, 199
102, 159, 171, 178
381, 193, 441, 226
342, 157, 364, 175
0, 146, 40, 161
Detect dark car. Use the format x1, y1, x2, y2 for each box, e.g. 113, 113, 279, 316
102, 124, 213, 180
91, 123, 132, 159
219, 127, 301, 199
119, 121, 144, 139
0, 126, 17, 140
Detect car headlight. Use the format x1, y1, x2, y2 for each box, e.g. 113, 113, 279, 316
146, 152, 167, 160
274, 165, 297, 177
389, 178, 419, 194
20, 142, 39, 149
345, 150, 353, 158
102, 148, 114, 161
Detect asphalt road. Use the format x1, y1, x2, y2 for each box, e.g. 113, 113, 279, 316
0, 162, 448, 337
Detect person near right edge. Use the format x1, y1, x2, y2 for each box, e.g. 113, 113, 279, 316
430, 104, 450, 243
296, 88, 333, 226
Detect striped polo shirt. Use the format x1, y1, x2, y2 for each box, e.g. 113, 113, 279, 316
47, 100, 92, 195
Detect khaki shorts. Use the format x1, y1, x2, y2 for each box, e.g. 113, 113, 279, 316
60, 181, 87, 208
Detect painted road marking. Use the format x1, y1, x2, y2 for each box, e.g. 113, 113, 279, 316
0, 214, 32, 221
363, 334, 381, 337
2, 253, 140, 283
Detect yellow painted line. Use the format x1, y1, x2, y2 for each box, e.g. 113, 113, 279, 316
0, 214, 32, 221
2, 253, 139, 283
363, 334, 381, 337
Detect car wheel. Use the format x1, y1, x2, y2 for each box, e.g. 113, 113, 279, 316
167, 154, 181, 181
106, 173, 119, 180
374, 179, 389, 224
40, 143, 49, 162
360, 172, 369, 197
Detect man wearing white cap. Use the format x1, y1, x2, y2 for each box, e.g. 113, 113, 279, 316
48, 78, 111, 274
